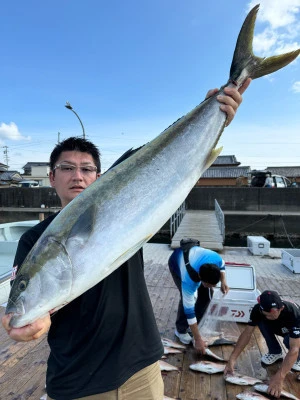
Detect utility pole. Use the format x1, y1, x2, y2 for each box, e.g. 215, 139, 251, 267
57, 132, 61, 143
3, 146, 9, 168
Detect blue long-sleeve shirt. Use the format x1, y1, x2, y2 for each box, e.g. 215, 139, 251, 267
169, 247, 225, 325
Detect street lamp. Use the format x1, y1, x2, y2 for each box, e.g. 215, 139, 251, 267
65, 101, 86, 139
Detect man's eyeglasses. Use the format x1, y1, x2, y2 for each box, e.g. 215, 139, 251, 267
53, 163, 98, 175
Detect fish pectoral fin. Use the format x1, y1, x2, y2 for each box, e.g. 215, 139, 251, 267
113, 235, 152, 265
204, 147, 223, 170
67, 204, 98, 241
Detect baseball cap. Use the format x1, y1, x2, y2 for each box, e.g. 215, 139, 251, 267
258, 290, 283, 312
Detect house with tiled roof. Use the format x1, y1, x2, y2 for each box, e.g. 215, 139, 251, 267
196, 155, 250, 186
22, 162, 50, 186
0, 171, 23, 186
211, 155, 240, 167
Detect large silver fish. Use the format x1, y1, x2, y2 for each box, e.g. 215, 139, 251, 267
205, 348, 226, 361
225, 373, 263, 386
159, 360, 179, 372
189, 360, 226, 374
254, 384, 300, 400
163, 346, 183, 355
6, 5, 300, 327
236, 392, 269, 400
161, 337, 186, 349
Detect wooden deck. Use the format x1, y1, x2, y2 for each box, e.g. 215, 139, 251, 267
1, 244, 300, 400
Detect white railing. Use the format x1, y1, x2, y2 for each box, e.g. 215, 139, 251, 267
170, 202, 185, 238
215, 199, 225, 242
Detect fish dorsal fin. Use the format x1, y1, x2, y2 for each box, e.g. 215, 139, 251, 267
204, 147, 223, 171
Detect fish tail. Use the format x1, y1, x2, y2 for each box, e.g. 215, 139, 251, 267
229, 4, 300, 83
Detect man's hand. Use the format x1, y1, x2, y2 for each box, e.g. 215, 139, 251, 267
192, 337, 207, 355
206, 78, 252, 126
220, 282, 229, 295
267, 373, 284, 398
224, 359, 235, 376
220, 271, 229, 295
2, 313, 51, 342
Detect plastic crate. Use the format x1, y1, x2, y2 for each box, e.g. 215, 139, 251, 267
281, 249, 300, 274
247, 236, 270, 256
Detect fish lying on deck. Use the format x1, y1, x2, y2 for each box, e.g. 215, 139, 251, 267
161, 338, 186, 349
163, 346, 183, 355
205, 348, 226, 361
6, 5, 300, 328
236, 392, 269, 400
159, 360, 179, 372
225, 373, 263, 386
254, 384, 300, 400
189, 360, 226, 374
206, 336, 236, 346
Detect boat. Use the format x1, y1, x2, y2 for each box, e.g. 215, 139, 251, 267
0, 220, 39, 305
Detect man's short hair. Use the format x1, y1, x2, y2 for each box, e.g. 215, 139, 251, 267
50, 137, 101, 173
199, 264, 221, 285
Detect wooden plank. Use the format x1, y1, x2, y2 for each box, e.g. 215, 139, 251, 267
1, 244, 299, 400
0, 337, 48, 399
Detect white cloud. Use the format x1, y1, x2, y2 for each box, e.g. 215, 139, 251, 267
248, 0, 300, 28
252, 28, 278, 53
292, 81, 300, 92
247, 0, 300, 57
0, 122, 31, 141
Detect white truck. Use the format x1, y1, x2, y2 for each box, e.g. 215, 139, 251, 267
248, 170, 291, 188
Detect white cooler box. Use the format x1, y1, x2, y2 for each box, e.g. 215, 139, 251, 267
281, 249, 300, 274
247, 236, 270, 256
209, 263, 260, 323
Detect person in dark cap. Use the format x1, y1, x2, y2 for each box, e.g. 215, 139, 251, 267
224, 290, 300, 398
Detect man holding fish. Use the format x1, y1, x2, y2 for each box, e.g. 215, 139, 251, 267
224, 290, 300, 398
1, 85, 248, 400
168, 241, 229, 353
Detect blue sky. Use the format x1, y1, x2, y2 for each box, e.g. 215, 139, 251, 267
0, 0, 299, 173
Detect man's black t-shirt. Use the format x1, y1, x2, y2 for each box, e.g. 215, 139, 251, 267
13, 214, 163, 399
248, 301, 300, 339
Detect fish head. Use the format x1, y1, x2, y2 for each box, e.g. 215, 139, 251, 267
6, 235, 73, 328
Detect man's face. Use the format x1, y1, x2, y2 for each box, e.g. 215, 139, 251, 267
50, 151, 100, 208
261, 307, 283, 320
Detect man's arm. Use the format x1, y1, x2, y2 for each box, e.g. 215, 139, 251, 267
180, 280, 207, 354
267, 337, 300, 398
190, 323, 207, 354
220, 271, 229, 295
224, 325, 255, 375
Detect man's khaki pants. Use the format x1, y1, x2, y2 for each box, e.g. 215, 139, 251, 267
47, 361, 164, 400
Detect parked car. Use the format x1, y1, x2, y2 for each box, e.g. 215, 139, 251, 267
18, 180, 40, 188
248, 170, 291, 188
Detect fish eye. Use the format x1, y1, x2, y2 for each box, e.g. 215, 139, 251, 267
18, 280, 27, 291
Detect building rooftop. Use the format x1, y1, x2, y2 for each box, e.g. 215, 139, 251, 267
202, 166, 251, 178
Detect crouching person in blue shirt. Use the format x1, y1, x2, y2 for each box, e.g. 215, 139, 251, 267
168, 239, 229, 354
